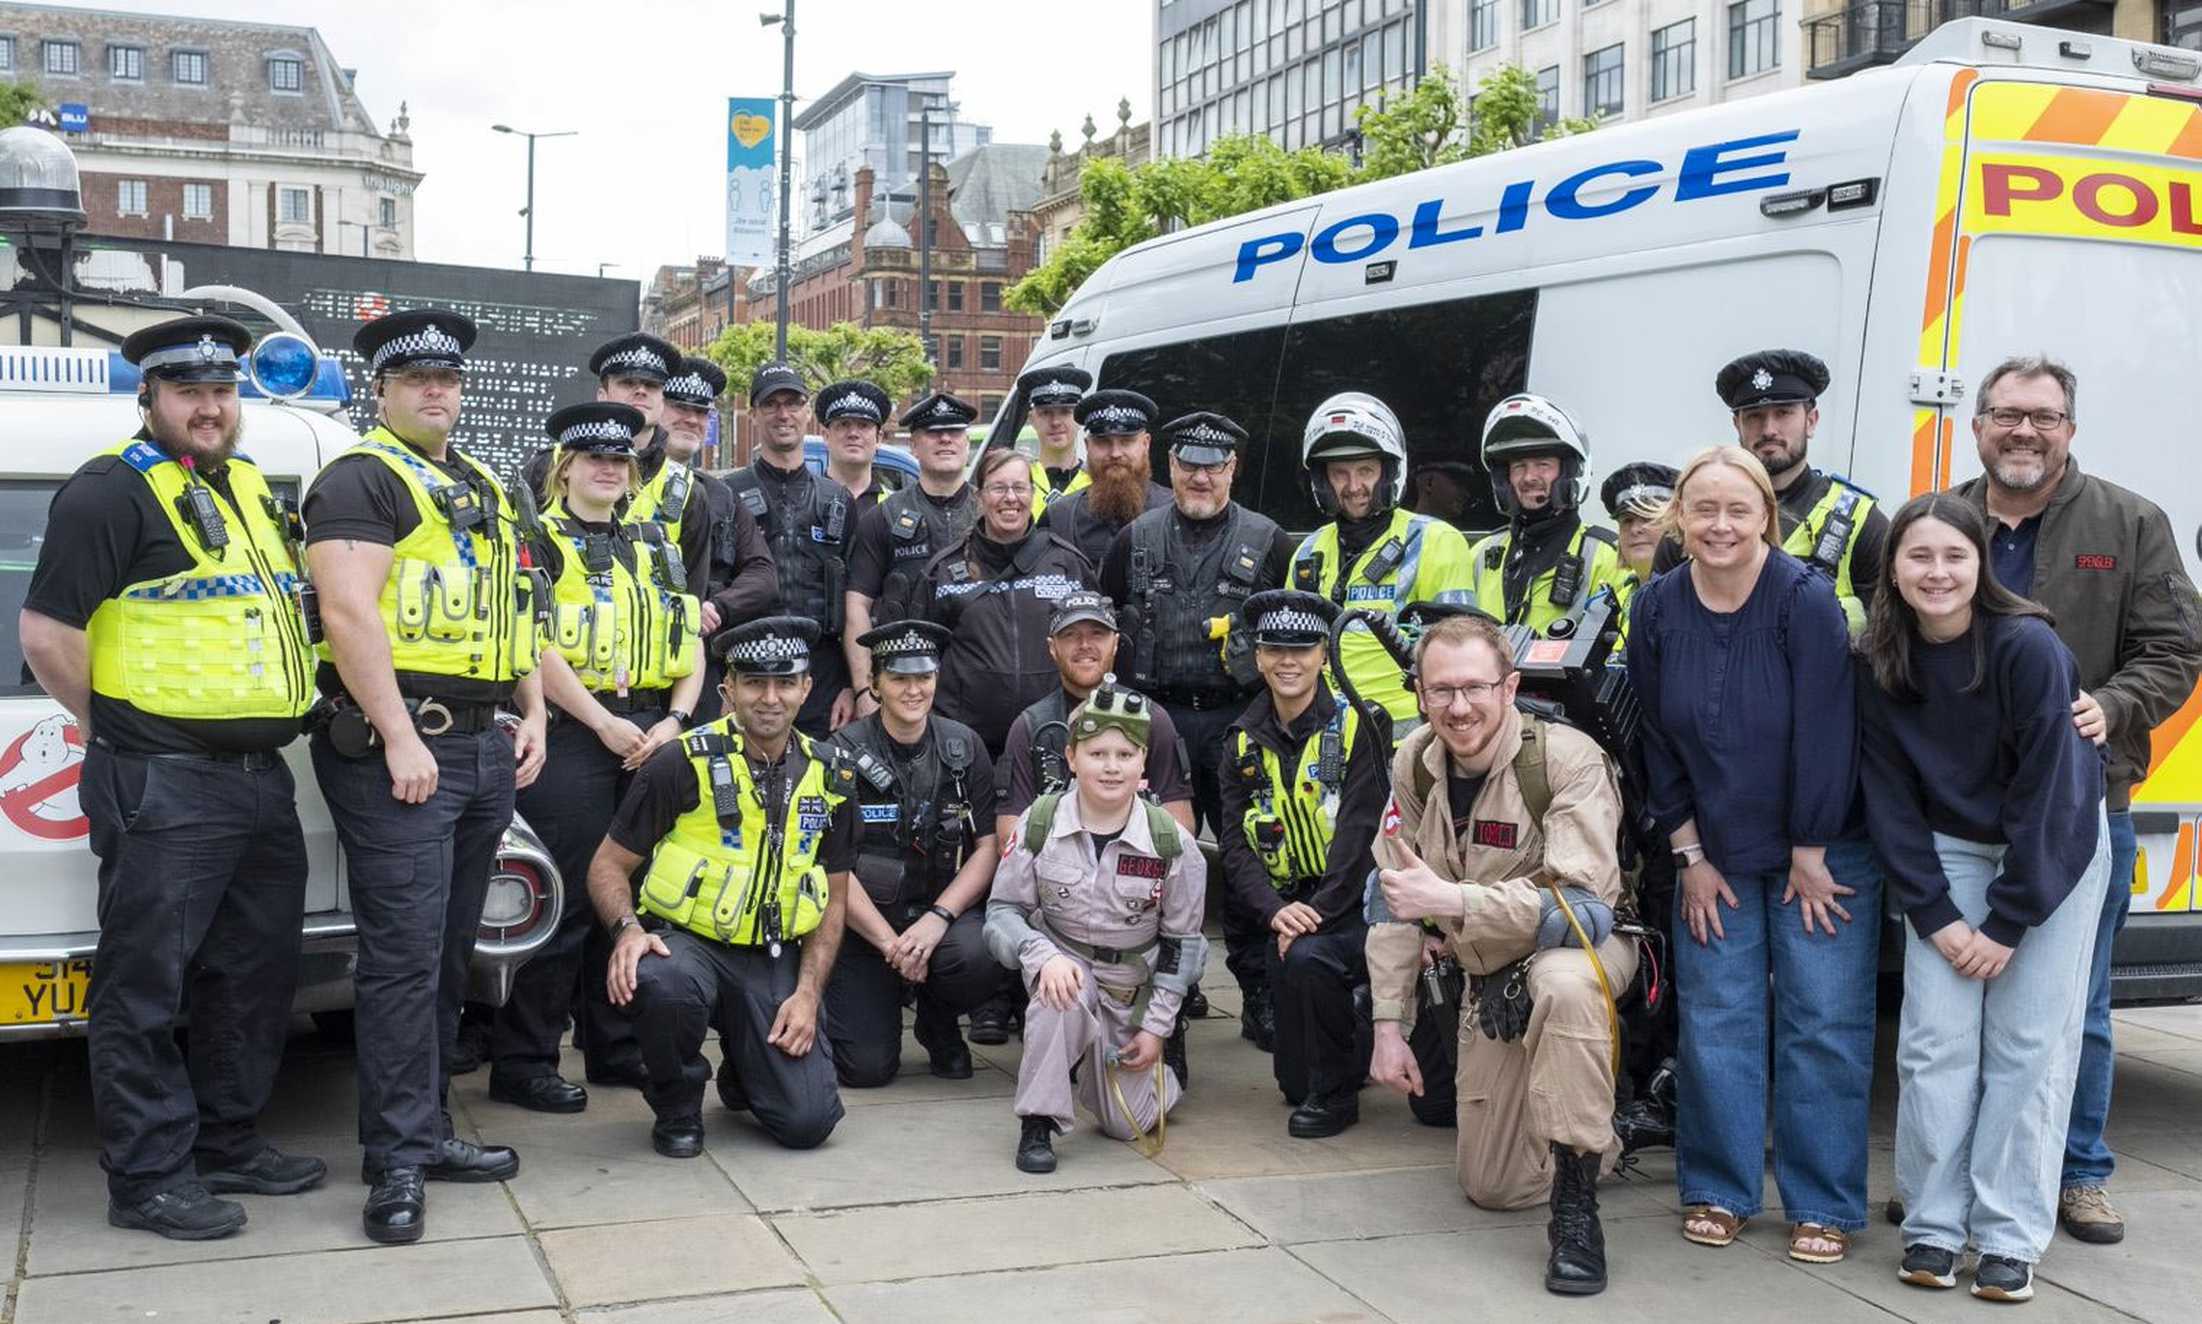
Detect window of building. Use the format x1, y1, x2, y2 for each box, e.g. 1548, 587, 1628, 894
108, 44, 142, 80
982, 281, 1002, 313
1728, 0, 1780, 79
379, 196, 397, 228
1652, 20, 1696, 102
278, 186, 311, 224
269, 55, 303, 93
1584, 44, 1624, 120
1382, 19, 1405, 82
1521, 0, 1556, 32
2170, 0, 2202, 48
116, 179, 147, 215
946, 336, 966, 369
980, 336, 1002, 371
980, 394, 1004, 419
947, 281, 965, 313
0, 36, 13, 72
925, 279, 939, 311
183, 182, 213, 219
1535, 65, 1560, 134
43, 39, 79, 76
172, 49, 207, 84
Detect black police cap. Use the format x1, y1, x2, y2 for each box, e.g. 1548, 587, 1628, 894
749, 361, 809, 405
590, 332, 682, 385
1716, 349, 1832, 411
899, 391, 978, 431
1159, 410, 1249, 466
545, 401, 645, 456
354, 308, 477, 376
122, 314, 251, 383
714, 615, 821, 674
1075, 389, 1157, 437
857, 618, 953, 675
818, 380, 892, 426
1049, 589, 1118, 635
1020, 364, 1093, 409
1600, 461, 1680, 521
662, 357, 728, 409
1242, 589, 1339, 647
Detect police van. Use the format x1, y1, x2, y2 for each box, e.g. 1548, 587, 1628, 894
997, 17, 2202, 1000
0, 328, 563, 1042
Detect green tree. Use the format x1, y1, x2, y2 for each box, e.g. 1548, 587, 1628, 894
702, 320, 933, 405
0, 80, 44, 128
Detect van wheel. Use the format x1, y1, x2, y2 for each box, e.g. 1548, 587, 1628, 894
311, 1009, 356, 1044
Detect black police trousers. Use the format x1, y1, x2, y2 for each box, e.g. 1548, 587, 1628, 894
82, 744, 307, 1203
1161, 700, 1266, 999
824, 904, 994, 1087
629, 931, 843, 1149
313, 725, 514, 1170
492, 708, 660, 1086
1408, 991, 1461, 1128
1266, 919, 1372, 1107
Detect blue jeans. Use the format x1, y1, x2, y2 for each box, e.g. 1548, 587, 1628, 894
2061, 810, 2136, 1189
1898, 813, 2110, 1262
1674, 838, 1883, 1230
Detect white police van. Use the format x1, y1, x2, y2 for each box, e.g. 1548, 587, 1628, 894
999, 18, 2202, 999
0, 327, 562, 1042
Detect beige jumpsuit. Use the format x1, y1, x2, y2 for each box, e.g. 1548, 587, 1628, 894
1366, 712, 1638, 1211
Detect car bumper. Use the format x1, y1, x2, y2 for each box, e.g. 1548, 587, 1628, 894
2110, 910, 2202, 1004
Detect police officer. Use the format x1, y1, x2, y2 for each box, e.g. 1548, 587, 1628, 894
304, 309, 545, 1243
1019, 364, 1093, 513
987, 682, 1208, 1173
1221, 591, 1389, 1138
487, 403, 708, 1114
1599, 461, 1678, 614
1038, 389, 1172, 569
724, 363, 860, 737
822, 620, 1001, 1084
1101, 410, 1296, 1048
845, 388, 978, 708
21, 315, 325, 1240
592, 616, 853, 1157
1713, 349, 1887, 634
1289, 393, 1475, 730
1468, 394, 1627, 635
1367, 612, 1636, 1296
660, 355, 778, 702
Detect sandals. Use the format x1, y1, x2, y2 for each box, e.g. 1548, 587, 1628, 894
1789, 1222, 1850, 1264
1682, 1205, 1744, 1247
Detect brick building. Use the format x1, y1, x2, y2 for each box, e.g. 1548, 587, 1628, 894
0, 2, 419, 257
1033, 101, 1152, 264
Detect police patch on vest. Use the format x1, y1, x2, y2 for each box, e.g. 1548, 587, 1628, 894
1344, 584, 1393, 602
2074, 553, 2117, 571
860, 803, 899, 824
1472, 820, 1518, 849
797, 795, 829, 833
1118, 854, 1166, 881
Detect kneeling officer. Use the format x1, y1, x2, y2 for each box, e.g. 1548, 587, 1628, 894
593, 616, 855, 1157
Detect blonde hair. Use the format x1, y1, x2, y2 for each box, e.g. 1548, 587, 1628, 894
543, 448, 640, 511
1661, 444, 1780, 552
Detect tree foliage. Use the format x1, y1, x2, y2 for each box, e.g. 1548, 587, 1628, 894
0, 80, 44, 128
702, 320, 934, 405
1006, 63, 1599, 317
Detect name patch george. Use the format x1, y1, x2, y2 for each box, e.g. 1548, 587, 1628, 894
2074, 553, 2117, 571
1472, 819, 1519, 849
1117, 855, 1166, 880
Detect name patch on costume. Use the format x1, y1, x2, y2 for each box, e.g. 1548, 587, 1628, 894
1117, 854, 1166, 881
860, 803, 899, 824
2074, 553, 2117, 571
1472, 819, 1519, 849
796, 795, 829, 834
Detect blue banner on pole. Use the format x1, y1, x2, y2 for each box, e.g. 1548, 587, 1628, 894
725, 98, 777, 268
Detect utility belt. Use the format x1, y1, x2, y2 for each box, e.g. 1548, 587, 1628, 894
90, 735, 283, 772
307, 693, 503, 756
592, 688, 671, 716
1043, 923, 1158, 971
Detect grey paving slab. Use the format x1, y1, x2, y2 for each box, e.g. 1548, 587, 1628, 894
2107, 1127, 2202, 1182
2030, 1186, 2202, 1323
2112, 1003, 2202, 1042
1199, 1162, 1673, 1244
824, 1245, 1385, 1324
1730, 1219, 2145, 1323
1, 1156, 28, 1264
12, 1234, 557, 1324
541, 1211, 805, 1307
578, 1287, 839, 1323
2102, 1018, 2202, 1056
772, 1182, 1264, 1285
25, 1147, 523, 1274
2126, 1045, 2202, 1078
499, 1115, 752, 1230
413, 1314, 565, 1324
833, 1042, 1019, 1107
1289, 1221, 1895, 1323
456, 1068, 661, 1131
718, 1095, 1171, 1213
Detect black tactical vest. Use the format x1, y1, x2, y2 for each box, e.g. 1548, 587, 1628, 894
825, 713, 977, 908
727, 461, 851, 635
1124, 503, 1275, 703
878, 484, 977, 623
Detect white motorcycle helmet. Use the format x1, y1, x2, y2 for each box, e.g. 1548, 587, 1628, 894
1302, 392, 1409, 516
1480, 392, 1592, 517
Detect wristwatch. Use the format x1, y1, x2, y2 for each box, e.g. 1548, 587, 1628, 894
926, 904, 957, 924
610, 913, 641, 937
1672, 843, 1706, 871
667, 708, 692, 727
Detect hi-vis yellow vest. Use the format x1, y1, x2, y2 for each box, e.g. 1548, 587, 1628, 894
627, 458, 693, 543
1291, 508, 1475, 727
87, 440, 315, 720
637, 719, 851, 947
1783, 478, 1874, 637
1031, 462, 1089, 515
1466, 520, 1626, 636
1232, 698, 1359, 889
541, 504, 699, 694
324, 428, 536, 683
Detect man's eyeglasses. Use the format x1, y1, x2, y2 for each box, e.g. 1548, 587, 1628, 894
393, 367, 463, 390
1421, 680, 1502, 708
981, 482, 1033, 499
1984, 407, 2070, 431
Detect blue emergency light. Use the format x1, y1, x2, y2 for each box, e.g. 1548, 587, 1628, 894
96, 336, 351, 405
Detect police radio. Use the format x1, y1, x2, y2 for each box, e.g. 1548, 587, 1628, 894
174, 469, 229, 557
433, 480, 486, 533
848, 747, 895, 794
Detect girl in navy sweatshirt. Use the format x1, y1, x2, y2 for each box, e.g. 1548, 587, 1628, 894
1858, 494, 2109, 1304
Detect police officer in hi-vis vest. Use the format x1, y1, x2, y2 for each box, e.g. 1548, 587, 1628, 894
303, 309, 547, 1244
22, 316, 326, 1242
1467, 394, 1628, 636
593, 616, 855, 1158
485, 403, 707, 1115
1020, 364, 1093, 514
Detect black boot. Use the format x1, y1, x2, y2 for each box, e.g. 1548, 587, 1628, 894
1165, 1019, 1190, 1088
1613, 1097, 1674, 1157
1183, 983, 1210, 1019
1015, 1116, 1058, 1173
1240, 985, 1275, 1053
1545, 1142, 1607, 1296
968, 997, 1011, 1046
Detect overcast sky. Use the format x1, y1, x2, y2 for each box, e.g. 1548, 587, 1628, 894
61, 0, 1155, 284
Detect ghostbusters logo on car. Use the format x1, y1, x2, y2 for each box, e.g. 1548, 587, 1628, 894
0, 716, 89, 842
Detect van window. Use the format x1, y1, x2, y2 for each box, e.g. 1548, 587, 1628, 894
1099, 325, 1291, 502
0, 482, 59, 697
1266, 291, 1537, 535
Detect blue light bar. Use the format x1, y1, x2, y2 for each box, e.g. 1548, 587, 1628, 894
103, 351, 352, 405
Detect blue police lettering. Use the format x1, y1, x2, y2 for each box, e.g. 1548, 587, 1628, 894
1227, 130, 1801, 283
860, 803, 899, 824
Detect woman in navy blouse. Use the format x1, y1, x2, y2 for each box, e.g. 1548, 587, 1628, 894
1858, 495, 2107, 1304
1626, 446, 1882, 1264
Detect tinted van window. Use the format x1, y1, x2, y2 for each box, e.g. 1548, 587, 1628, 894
0, 482, 59, 696
1099, 325, 1290, 501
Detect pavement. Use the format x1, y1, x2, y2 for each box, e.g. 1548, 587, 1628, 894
3, 973, 2200, 1324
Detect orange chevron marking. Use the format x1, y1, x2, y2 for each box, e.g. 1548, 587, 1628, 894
2024, 87, 2127, 148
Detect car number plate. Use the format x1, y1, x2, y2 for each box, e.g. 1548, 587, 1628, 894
1, 959, 92, 1026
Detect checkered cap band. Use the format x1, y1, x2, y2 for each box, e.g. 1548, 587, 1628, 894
1175, 421, 1236, 445
872, 629, 939, 658
559, 418, 634, 445
1086, 404, 1143, 428
918, 399, 967, 422
727, 633, 809, 665
1255, 607, 1328, 638
603, 345, 672, 376
822, 389, 884, 422
371, 323, 465, 373
1030, 381, 1082, 405
1611, 481, 1672, 511
663, 371, 714, 402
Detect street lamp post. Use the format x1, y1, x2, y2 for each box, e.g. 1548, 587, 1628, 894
916, 92, 956, 380
491, 124, 578, 273
760, 3, 796, 362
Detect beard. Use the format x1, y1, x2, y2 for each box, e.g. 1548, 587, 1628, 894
158, 412, 245, 467
1087, 457, 1150, 525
